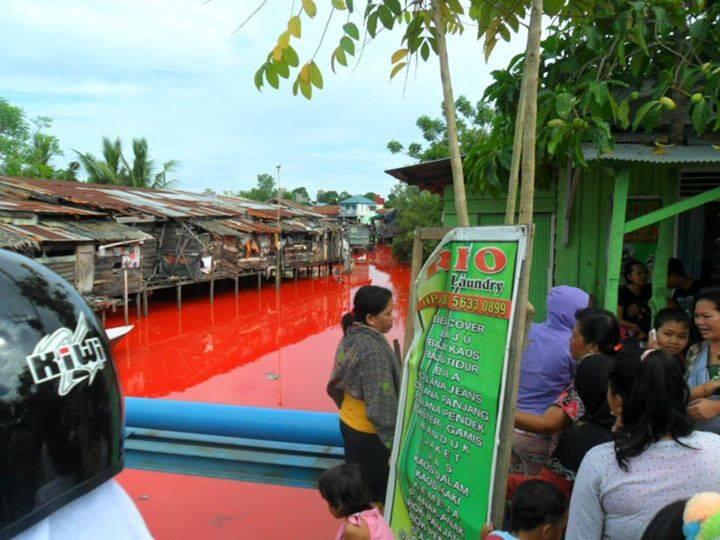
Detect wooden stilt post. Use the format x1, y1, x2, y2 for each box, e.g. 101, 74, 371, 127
123, 268, 129, 325
136, 292, 141, 320
176, 284, 182, 310
403, 228, 425, 360
257, 272, 262, 291
210, 276, 215, 305
234, 275, 239, 296
143, 290, 149, 317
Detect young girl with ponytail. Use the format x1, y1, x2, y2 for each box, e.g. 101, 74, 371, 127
566, 350, 720, 540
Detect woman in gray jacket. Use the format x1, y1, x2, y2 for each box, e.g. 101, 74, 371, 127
327, 285, 401, 505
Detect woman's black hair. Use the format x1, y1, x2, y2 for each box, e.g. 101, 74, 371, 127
667, 257, 687, 278
575, 308, 621, 356
653, 308, 691, 331
607, 350, 693, 471
623, 259, 646, 281
640, 499, 688, 540
318, 463, 373, 517
695, 287, 720, 313
341, 285, 392, 334
509, 480, 567, 532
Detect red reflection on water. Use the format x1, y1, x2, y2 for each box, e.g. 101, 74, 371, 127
118, 469, 338, 540
110, 246, 409, 411
112, 247, 409, 538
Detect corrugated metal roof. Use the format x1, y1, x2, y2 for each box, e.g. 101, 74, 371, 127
0, 199, 105, 216
311, 205, 340, 216
0, 226, 37, 251
340, 195, 376, 205
581, 143, 720, 165
46, 220, 154, 242
0, 177, 286, 220
0, 222, 90, 244
192, 219, 245, 237
247, 208, 292, 220
268, 198, 331, 218
224, 218, 279, 234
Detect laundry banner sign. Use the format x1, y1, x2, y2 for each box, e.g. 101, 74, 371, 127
386, 227, 528, 540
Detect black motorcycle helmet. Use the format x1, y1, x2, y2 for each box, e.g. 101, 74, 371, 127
0, 249, 124, 539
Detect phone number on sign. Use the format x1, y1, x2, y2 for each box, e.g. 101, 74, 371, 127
417, 292, 511, 319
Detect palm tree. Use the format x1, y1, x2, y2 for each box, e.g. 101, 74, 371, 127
21, 133, 62, 178
74, 137, 125, 184
152, 159, 180, 189
74, 137, 179, 188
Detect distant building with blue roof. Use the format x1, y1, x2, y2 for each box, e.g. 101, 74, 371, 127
339, 195, 380, 224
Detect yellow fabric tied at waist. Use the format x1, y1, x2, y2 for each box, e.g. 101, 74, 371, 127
340, 393, 377, 434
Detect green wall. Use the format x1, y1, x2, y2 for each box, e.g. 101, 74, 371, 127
441, 181, 557, 320
439, 164, 679, 315
555, 164, 678, 308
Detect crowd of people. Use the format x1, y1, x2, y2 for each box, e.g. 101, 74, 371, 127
323, 263, 720, 539
504, 273, 720, 539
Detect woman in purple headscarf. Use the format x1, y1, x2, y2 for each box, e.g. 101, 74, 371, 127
511, 286, 589, 474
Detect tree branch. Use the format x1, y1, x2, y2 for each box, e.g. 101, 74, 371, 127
312, 7, 336, 61
232, 0, 268, 35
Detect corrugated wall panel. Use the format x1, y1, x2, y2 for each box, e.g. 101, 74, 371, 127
476, 213, 554, 321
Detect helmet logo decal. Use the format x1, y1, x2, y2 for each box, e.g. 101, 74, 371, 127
26, 314, 107, 396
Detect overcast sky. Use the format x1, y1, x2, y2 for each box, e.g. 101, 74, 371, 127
0, 1, 527, 198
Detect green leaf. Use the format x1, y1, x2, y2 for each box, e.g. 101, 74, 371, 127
618, 99, 630, 129
346, 0, 354, 12
300, 79, 312, 99
632, 100, 659, 131
632, 19, 649, 56
390, 62, 406, 80
343, 22, 359, 40
367, 12, 379, 36
331, 0, 346, 10
617, 41, 626, 67
582, 26, 602, 52
336, 47, 348, 66
275, 61, 290, 79
691, 98, 712, 134
547, 128, 566, 156
288, 16, 301, 38
545, 0, 564, 16
377, 5, 394, 29
283, 46, 299, 67
555, 92, 574, 120
309, 61, 323, 89
266, 64, 280, 89
302, 0, 317, 18
385, 0, 402, 16
420, 41, 430, 61
254, 66, 264, 90
652, 6, 669, 33
340, 36, 356, 55
292, 79, 299, 96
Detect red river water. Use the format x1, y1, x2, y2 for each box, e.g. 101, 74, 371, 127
108, 247, 409, 539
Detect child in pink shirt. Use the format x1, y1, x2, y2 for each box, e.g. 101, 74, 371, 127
319, 464, 394, 540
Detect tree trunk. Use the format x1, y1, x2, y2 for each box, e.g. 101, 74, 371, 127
490, 0, 543, 527
518, 0, 543, 231
504, 75, 527, 224
431, 0, 469, 227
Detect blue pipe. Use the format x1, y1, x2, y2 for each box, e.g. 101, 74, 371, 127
125, 397, 343, 447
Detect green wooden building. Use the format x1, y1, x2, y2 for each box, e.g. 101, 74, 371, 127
386, 142, 720, 321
